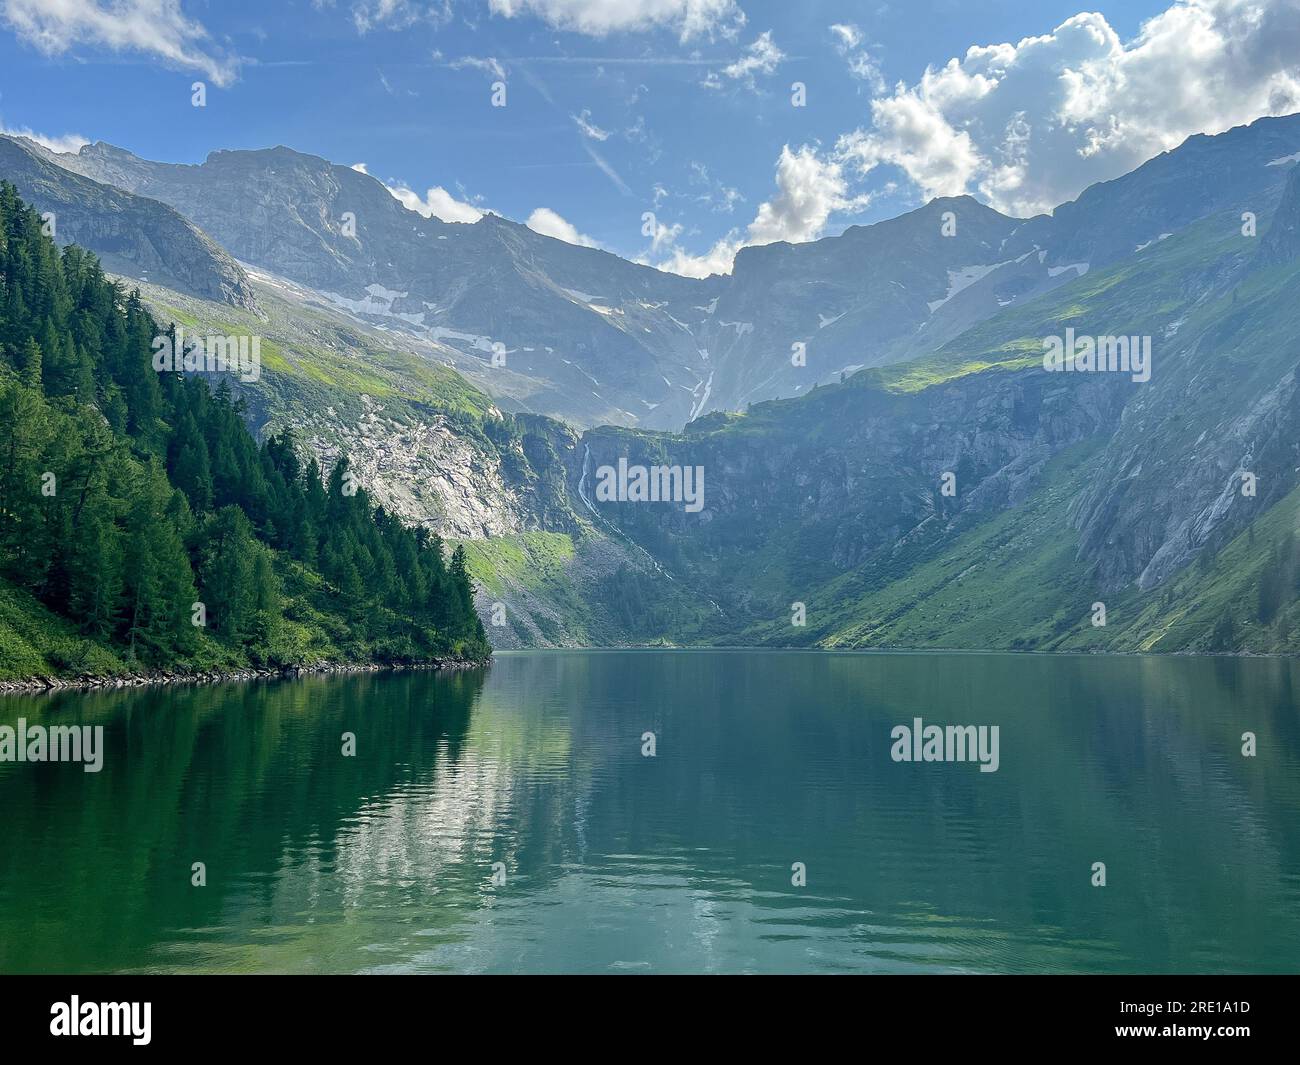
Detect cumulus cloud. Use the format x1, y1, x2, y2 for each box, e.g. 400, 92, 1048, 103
351, 162, 369, 173
655, 144, 867, 277
654, 236, 738, 279
836, 0, 1300, 217
526, 207, 600, 247
0, 120, 89, 155
1, 0, 241, 87
747, 144, 866, 244
487, 0, 745, 42
387, 183, 484, 223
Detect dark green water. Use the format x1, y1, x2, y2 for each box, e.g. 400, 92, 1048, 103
1, 651, 1298, 974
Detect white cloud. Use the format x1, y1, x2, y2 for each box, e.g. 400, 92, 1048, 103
703, 29, 783, 90
830, 22, 885, 93
1, 0, 241, 87
583, 142, 634, 196
447, 55, 508, 79
487, 0, 745, 42
0, 121, 89, 155
351, 0, 451, 33
829, 22, 861, 50
689, 161, 743, 212
747, 144, 866, 244
835, 0, 1300, 217
654, 144, 867, 277
350, 162, 369, 173
655, 236, 739, 279
838, 90, 982, 201
526, 207, 600, 247
387, 183, 484, 223
572, 109, 611, 141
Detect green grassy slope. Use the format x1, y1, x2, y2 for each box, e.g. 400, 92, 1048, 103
587, 206, 1300, 653
141, 279, 495, 430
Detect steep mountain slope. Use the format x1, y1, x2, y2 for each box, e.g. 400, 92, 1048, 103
1003, 114, 1300, 270
121, 270, 700, 648
132, 273, 522, 539
564, 152, 1300, 654
0, 133, 697, 646
53, 141, 1093, 423
54, 115, 1300, 433
0, 182, 488, 683
57, 142, 717, 429
11, 114, 1300, 656
0, 136, 255, 309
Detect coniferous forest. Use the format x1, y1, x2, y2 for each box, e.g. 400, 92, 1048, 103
0, 182, 488, 679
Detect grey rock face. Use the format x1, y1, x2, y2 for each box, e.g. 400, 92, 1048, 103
1261, 163, 1300, 266
34, 144, 1157, 430
51, 114, 1300, 435
0, 136, 257, 309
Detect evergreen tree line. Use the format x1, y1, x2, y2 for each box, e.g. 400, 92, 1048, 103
0, 181, 488, 671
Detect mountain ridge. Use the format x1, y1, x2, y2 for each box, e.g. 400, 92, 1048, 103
5, 113, 1300, 657
0, 135, 257, 310
47, 113, 1300, 432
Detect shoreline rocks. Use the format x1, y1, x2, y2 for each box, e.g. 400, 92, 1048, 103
0, 657, 489, 696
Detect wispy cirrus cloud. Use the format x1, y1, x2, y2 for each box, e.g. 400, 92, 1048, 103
829, 23, 884, 93
571, 108, 611, 141
486, 0, 745, 42
702, 30, 783, 91
349, 0, 452, 33
446, 54, 508, 79
583, 141, 634, 196
1, 0, 241, 86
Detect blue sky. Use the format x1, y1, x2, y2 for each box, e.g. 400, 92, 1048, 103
2, 0, 1298, 275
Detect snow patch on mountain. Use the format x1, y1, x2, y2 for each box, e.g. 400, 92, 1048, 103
926, 263, 1004, 313
1048, 262, 1090, 278
322, 283, 410, 316
427, 326, 504, 352
688, 371, 715, 421
1134, 234, 1172, 252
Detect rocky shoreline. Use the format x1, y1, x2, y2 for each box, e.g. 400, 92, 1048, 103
0, 657, 489, 695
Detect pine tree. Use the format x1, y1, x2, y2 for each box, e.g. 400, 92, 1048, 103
20, 336, 41, 389
0, 181, 491, 674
